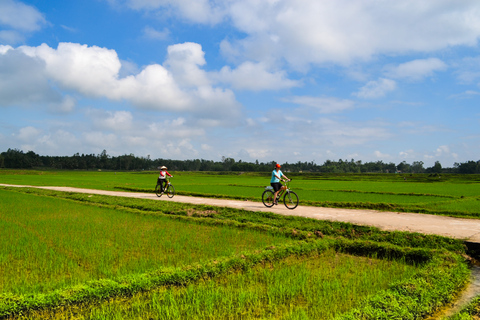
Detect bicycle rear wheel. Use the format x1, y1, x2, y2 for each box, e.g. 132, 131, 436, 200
262, 189, 275, 207
166, 184, 175, 198
284, 191, 299, 209
155, 184, 163, 197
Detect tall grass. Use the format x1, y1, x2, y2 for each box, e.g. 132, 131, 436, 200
22, 250, 418, 320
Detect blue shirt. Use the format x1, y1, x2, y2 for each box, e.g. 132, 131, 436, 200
271, 169, 283, 183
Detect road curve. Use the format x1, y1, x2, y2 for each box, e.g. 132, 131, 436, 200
2, 184, 480, 244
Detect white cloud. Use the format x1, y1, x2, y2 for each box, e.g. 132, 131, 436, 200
282, 96, 355, 114
385, 58, 447, 81
83, 131, 118, 148
107, 1, 480, 69
2, 42, 241, 122
0, 0, 46, 31
354, 78, 397, 99
49, 95, 76, 113
17, 126, 41, 141
435, 145, 450, 156
88, 109, 133, 131
120, 0, 226, 24
454, 56, 480, 84
0, 47, 63, 107
214, 61, 300, 91
219, 1, 480, 69
0, 0, 46, 44
143, 26, 170, 40
374, 150, 391, 160
164, 42, 209, 88
0, 30, 25, 44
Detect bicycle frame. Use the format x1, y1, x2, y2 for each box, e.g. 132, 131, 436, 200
277, 180, 290, 197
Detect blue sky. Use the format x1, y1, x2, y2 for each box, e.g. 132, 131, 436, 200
1, 0, 480, 167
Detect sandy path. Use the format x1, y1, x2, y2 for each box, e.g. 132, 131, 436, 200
2, 184, 480, 244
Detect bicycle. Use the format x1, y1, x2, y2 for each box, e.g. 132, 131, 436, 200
262, 179, 299, 209
155, 177, 175, 198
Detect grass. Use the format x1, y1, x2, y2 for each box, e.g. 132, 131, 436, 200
25, 251, 418, 320
0, 171, 478, 319
2, 169, 479, 218
446, 296, 480, 319
0, 189, 294, 295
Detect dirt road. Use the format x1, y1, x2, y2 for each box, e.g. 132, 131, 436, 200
2, 184, 480, 244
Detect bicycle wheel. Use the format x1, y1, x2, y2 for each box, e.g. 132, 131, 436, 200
284, 191, 299, 209
166, 184, 175, 198
262, 189, 275, 207
155, 184, 163, 197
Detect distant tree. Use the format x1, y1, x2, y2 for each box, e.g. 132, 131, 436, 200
431, 161, 442, 173
396, 161, 410, 173
456, 160, 479, 174
411, 161, 425, 173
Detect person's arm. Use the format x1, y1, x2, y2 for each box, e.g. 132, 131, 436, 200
167, 171, 173, 177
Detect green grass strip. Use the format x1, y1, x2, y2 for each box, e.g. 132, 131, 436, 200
337, 251, 470, 320
0, 240, 332, 318
0, 238, 444, 318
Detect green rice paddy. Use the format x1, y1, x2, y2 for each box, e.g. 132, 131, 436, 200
0, 169, 478, 319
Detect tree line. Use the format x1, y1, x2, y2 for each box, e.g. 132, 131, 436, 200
1, 148, 480, 174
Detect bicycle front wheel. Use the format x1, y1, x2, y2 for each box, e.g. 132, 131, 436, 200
166, 184, 175, 198
155, 184, 163, 197
284, 191, 299, 209
262, 189, 275, 207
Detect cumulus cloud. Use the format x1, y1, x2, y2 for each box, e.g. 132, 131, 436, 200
0, 47, 63, 107
164, 42, 210, 88
354, 78, 397, 99
2, 42, 241, 121
385, 58, 448, 81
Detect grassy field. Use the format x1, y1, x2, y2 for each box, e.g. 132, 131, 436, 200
0, 189, 294, 295
0, 170, 479, 319
1, 169, 480, 218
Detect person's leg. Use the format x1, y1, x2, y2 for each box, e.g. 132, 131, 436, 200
272, 183, 281, 204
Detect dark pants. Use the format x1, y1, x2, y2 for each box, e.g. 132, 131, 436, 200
271, 182, 282, 192
158, 178, 167, 191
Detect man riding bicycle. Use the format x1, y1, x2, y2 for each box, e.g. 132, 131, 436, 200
271, 163, 290, 205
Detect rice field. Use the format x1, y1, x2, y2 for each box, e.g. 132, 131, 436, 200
32, 251, 417, 320
0, 170, 477, 319
0, 189, 294, 295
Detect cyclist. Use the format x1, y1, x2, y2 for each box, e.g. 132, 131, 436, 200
271, 163, 290, 205
158, 166, 173, 194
